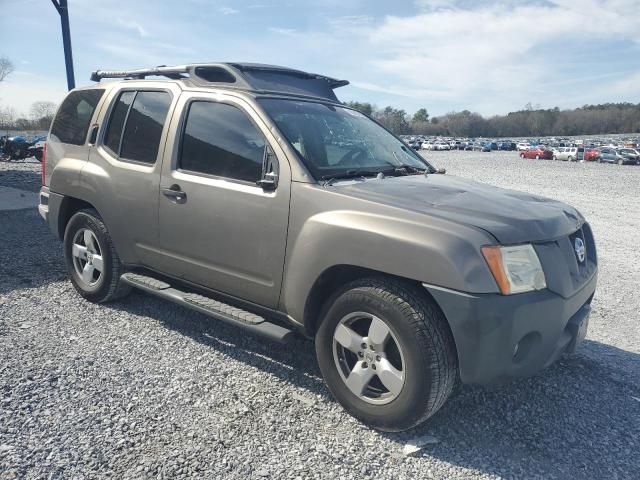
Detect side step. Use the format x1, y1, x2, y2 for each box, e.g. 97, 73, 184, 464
121, 273, 294, 344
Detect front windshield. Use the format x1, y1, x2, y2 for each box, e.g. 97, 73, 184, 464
259, 99, 433, 180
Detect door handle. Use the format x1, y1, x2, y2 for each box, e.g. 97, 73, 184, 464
162, 184, 187, 203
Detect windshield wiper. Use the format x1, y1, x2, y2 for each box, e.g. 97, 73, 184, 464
391, 152, 428, 175
321, 169, 388, 186
393, 164, 427, 175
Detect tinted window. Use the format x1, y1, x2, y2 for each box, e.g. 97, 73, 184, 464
104, 91, 135, 154
119, 91, 172, 164
180, 102, 266, 182
50, 89, 104, 145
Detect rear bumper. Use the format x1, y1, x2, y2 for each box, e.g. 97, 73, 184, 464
424, 270, 597, 385
38, 186, 50, 221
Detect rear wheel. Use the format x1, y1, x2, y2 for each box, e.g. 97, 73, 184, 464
63, 209, 131, 303
618, 158, 624, 165
535, 155, 540, 160
315, 277, 458, 432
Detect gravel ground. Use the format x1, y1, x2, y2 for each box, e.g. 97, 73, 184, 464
1, 153, 639, 479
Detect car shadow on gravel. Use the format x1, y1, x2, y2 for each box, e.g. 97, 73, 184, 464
108, 291, 639, 478
0, 208, 66, 295
110, 293, 640, 478
106, 290, 329, 397
384, 341, 640, 478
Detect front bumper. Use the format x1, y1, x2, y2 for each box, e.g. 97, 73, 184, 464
424, 269, 597, 385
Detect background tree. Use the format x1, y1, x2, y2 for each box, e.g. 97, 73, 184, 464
30, 101, 57, 129
30, 101, 57, 120
0, 57, 14, 82
412, 108, 429, 123
345, 101, 376, 117
374, 106, 409, 134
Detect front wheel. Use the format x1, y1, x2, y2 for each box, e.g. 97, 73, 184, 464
63, 209, 131, 303
315, 277, 458, 432
535, 155, 540, 160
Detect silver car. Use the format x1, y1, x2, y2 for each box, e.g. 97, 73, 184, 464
39, 63, 597, 431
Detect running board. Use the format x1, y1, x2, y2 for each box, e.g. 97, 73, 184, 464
121, 273, 293, 343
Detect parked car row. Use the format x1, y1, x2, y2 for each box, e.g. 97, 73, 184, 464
519, 145, 639, 165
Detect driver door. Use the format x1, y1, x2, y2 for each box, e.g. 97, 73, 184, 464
155, 92, 291, 309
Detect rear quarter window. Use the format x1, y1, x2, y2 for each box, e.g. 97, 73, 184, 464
103, 90, 172, 165
50, 89, 105, 145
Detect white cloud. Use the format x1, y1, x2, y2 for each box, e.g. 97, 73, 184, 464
268, 27, 298, 36
219, 6, 239, 15
334, 0, 640, 113
116, 18, 149, 37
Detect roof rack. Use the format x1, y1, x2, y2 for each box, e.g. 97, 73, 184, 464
90, 62, 349, 102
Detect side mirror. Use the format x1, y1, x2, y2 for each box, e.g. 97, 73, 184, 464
436, 167, 446, 174
257, 145, 279, 191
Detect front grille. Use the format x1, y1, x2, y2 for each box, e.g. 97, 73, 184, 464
534, 222, 597, 298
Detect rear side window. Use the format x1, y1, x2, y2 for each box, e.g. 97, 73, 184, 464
104, 90, 172, 164
179, 101, 266, 183
104, 91, 135, 154
50, 89, 104, 145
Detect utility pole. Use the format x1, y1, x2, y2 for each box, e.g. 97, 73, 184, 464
51, 0, 76, 90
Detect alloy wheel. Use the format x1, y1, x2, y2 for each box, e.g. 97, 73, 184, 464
71, 228, 104, 287
332, 312, 406, 405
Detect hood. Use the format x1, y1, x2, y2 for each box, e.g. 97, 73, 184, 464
336, 174, 583, 244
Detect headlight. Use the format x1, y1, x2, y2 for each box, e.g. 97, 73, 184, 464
481, 244, 546, 295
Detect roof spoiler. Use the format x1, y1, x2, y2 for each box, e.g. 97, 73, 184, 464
89, 63, 349, 102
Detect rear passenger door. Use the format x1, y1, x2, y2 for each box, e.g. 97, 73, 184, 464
86, 83, 179, 267
157, 92, 291, 309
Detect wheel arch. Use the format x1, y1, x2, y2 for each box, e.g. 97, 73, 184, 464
56, 195, 101, 240
302, 265, 459, 361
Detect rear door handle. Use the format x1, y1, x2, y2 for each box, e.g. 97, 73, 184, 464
162, 184, 187, 203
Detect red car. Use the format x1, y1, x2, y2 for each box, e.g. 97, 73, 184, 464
584, 149, 600, 162
520, 147, 553, 160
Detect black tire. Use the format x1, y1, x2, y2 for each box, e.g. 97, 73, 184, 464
63, 209, 131, 303
315, 277, 458, 432
535, 155, 540, 160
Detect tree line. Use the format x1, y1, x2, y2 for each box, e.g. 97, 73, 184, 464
345, 101, 640, 138
0, 56, 57, 132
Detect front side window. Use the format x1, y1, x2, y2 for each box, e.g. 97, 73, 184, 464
179, 101, 266, 183
258, 99, 432, 180
50, 89, 105, 145
103, 90, 172, 164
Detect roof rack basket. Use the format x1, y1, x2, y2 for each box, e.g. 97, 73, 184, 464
90, 63, 349, 102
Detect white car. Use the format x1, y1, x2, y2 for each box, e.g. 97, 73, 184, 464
432, 141, 451, 151
517, 142, 531, 151
553, 147, 579, 161
421, 141, 433, 150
